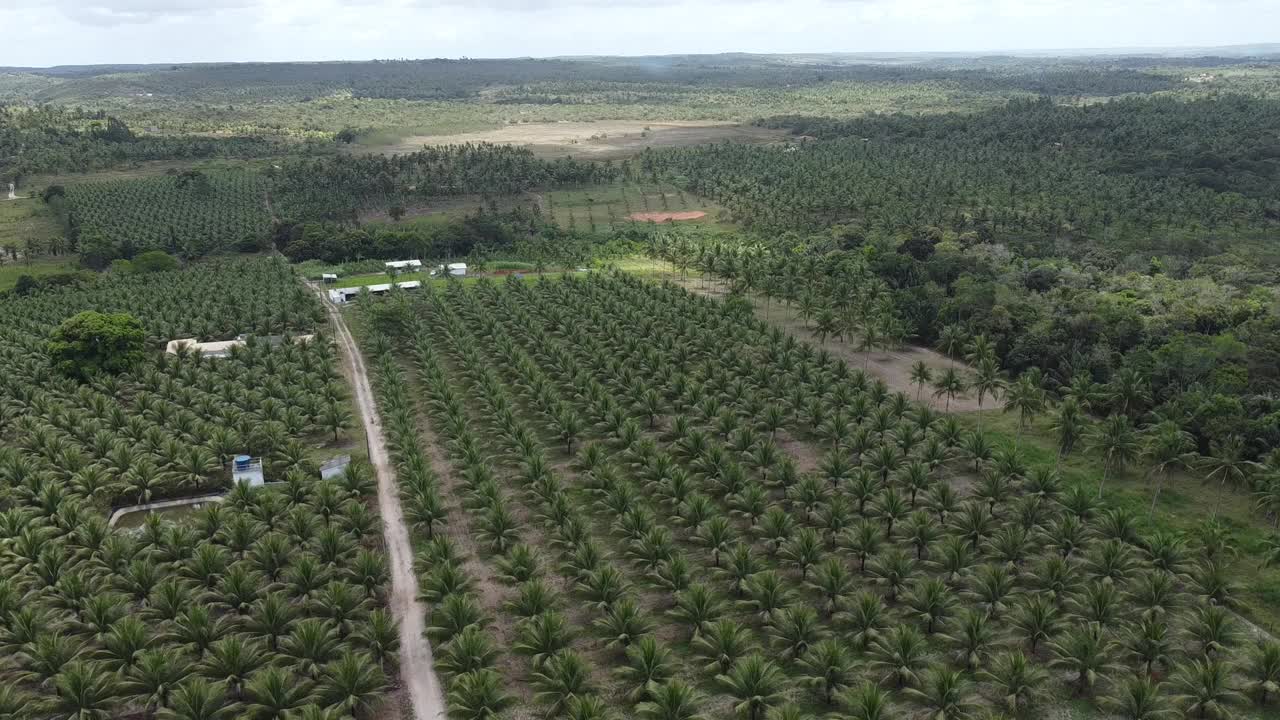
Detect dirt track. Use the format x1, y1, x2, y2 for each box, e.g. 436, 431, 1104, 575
315, 286, 447, 720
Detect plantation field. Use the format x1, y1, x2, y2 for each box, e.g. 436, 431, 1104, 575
355, 273, 1278, 720
0, 257, 402, 718
59, 170, 272, 262
545, 182, 732, 232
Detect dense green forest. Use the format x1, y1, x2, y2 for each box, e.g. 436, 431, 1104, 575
0, 106, 295, 179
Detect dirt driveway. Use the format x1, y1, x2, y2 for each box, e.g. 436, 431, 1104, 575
314, 285, 448, 720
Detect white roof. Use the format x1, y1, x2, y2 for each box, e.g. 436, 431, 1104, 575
446, 263, 467, 270
321, 273, 338, 279
165, 335, 314, 356
385, 259, 422, 269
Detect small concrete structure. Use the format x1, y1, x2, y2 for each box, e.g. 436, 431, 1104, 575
165, 334, 315, 357
327, 280, 422, 304
232, 455, 264, 487
107, 492, 227, 528
320, 455, 352, 480
385, 259, 422, 270
321, 273, 338, 283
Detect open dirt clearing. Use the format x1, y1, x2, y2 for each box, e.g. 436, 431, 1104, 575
628, 210, 708, 222
667, 274, 1000, 414
315, 285, 447, 720
374, 121, 787, 160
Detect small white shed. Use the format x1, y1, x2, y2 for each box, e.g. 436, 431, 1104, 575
385, 259, 422, 270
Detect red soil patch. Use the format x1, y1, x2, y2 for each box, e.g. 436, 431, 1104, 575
628, 211, 708, 222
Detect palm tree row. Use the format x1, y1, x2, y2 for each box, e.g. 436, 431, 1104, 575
645, 237, 1280, 525
350, 272, 1280, 720
0, 258, 394, 718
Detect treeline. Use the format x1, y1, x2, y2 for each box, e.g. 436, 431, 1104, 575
658, 229, 1280, 458
0, 106, 293, 178
270, 143, 618, 223
278, 206, 645, 266
764, 95, 1280, 201
3, 56, 1188, 105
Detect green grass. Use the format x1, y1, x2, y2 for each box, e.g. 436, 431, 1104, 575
969, 410, 1280, 633
0, 199, 63, 257
0, 256, 83, 292
545, 182, 735, 232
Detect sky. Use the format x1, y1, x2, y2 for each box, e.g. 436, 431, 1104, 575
2, 0, 1277, 67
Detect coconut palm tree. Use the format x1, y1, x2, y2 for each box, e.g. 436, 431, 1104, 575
902, 667, 977, 720
910, 362, 934, 404
446, 670, 513, 720
1143, 421, 1196, 514
531, 650, 593, 716
869, 624, 929, 689
798, 637, 854, 705
157, 679, 235, 720
978, 651, 1047, 717
717, 654, 787, 720
1047, 622, 1119, 696
1091, 414, 1140, 498
932, 368, 967, 413
1049, 397, 1086, 467
1102, 675, 1174, 720
1199, 435, 1260, 516
1245, 640, 1280, 706
317, 651, 386, 718
636, 679, 704, 720
1169, 658, 1245, 720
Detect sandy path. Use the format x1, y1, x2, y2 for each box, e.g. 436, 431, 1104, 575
314, 285, 447, 720
667, 274, 999, 413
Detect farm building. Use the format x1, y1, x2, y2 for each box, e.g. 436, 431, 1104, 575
327, 280, 422, 304
165, 334, 316, 357
385, 259, 422, 270
434, 263, 467, 277
321, 273, 338, 283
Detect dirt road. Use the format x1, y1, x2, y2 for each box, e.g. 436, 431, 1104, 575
314, 286, 447, 720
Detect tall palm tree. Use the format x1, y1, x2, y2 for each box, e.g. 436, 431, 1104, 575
932, 368, 967, 413
936, 325, 969, 368
910, 361, 934, 404
1003, 373, 1046, 445
1050, 397, 1086, 467
971, 357, 1005, 427
1143, 421, 1196, 514
1091, 414, 1140, 498
1199, 435, 1260, 516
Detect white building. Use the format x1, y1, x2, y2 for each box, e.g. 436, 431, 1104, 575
433, 263, 467, 277
327, 280, 422, 304
385, 259, 422, 270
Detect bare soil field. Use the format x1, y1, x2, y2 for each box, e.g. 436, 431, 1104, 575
374, 121, 787, 159
628, 210, 708, 222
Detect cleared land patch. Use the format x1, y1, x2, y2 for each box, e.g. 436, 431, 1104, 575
628, 210, 708, 222
370, 120, 787, 159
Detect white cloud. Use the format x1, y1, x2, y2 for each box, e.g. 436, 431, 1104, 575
1, 0, 1276, 66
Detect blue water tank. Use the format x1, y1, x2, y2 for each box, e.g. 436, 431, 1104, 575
233, 455, 252, 470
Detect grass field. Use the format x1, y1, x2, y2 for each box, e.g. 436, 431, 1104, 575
545, 182, 734, 232
0, 199, 64, 257
0, 255, 82, 292
971, 411, 1280, 634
